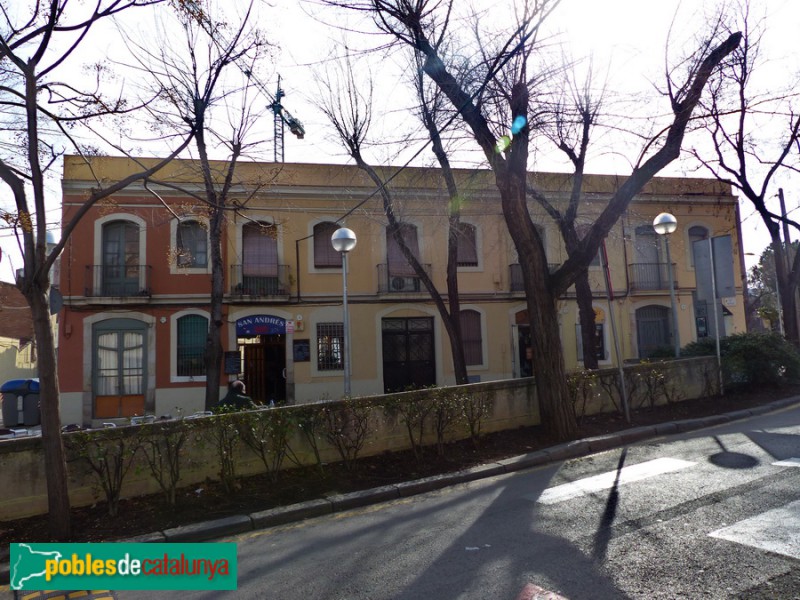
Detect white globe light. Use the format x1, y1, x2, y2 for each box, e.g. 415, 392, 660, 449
331, 227, 357, 253
653, 212, 678, 235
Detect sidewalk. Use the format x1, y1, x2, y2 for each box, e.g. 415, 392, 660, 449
3, 395, 799, 586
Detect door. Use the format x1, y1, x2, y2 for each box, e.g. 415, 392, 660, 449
636, 305, 671, 358
102, 221, 140, 296
241, 335, 286, 404
93, 320, 146, 418
382, 317, 435, 393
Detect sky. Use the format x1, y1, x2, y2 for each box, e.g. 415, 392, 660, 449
1, 0, 799, 283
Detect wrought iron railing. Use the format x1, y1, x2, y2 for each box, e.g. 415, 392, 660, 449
84, 264, 151, 297
628, 262, 676, 291
377, 263, 431, 293
229, 264, 290, 297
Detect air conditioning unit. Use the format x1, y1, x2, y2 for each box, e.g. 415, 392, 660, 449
391, 276, 417, 291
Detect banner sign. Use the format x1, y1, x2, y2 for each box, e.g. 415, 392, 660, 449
10, 542, 237, 591
236, 315, 286, 336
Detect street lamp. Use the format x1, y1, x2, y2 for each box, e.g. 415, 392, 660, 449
331, 227, 357, 396
653, 212, 680, 358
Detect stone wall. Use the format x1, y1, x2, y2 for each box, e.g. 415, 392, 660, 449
0, 357, 717, 521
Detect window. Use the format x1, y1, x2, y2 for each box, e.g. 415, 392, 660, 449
459, 309, 483, 365
176, 221, 208, 268
456, 223, 478, 267
317, 322, 344, 371
314, 221, 341, 268
688, 225, 709, 267
387, 223, 420, 276
177, 314, 207, 377
576, 323, 606, 361
101, 220, 140, 296
240, 222, 281, 295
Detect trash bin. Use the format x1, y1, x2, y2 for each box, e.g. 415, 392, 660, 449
1, 379, 40, 427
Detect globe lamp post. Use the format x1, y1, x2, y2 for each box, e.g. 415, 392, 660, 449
331, 227, 357, 396
653, 212, 680, 358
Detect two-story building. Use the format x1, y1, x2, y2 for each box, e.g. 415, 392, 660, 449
57, 156, 747, 426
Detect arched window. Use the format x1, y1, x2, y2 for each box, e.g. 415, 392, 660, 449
101, 220, 140, 296
176, 220, 208, 268
635, 305, 671, 358
688, 225, 709, 267
459, 309, 483, 365
456, 222, 478, 267
177, 314, 208, 377
313, 221, 341, 268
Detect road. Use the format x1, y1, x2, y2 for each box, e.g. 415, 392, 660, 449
108, 405, 800, 597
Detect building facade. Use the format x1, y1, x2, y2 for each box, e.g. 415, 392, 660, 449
57, 157, 747, 426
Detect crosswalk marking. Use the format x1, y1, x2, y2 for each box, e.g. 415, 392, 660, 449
772, 457, 800, 467
535, 457, 695, 505
709, 499, 800, 560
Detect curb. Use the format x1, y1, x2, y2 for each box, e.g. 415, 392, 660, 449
3, 396, 799, 586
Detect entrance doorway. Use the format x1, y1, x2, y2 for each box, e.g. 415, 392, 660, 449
239, 334, 286, 404
382, 317, 435, 393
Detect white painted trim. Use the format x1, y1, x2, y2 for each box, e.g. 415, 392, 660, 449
170, 309, 210, 383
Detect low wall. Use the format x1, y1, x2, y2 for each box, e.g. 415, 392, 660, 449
0, 357, 717, 521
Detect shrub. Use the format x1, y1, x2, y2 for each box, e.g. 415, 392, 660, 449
682, 332, 800, 389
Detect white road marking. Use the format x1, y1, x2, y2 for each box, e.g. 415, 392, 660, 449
772, 457, 800, 467
709, 499, 800, 560
536, 457, 696, 505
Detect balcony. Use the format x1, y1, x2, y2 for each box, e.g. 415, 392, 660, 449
629, 262, 676, 292
509, 263, 560, 292
85, 264, 151, 297
377, 263, 431, 293
230, 264, 290, 297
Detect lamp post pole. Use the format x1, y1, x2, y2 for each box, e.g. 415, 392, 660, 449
331, 227, 357, 397
653, 213, 680, 358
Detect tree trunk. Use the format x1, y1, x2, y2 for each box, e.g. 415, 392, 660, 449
497, 171, 578, 441
772, 232, 799, 344
28, 283, 71, 539
204, 207, 225, 410
575, 271, 599, 369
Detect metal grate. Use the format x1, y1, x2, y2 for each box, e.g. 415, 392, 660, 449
177, 314, 207, 377
317, 322, 344, 371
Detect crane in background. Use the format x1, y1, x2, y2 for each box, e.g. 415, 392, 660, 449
271, 75, 305, 162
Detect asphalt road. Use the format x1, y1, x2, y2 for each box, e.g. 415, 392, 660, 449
38, 404, 800, 599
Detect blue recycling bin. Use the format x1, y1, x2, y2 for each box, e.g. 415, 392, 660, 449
1, 379, 40, 427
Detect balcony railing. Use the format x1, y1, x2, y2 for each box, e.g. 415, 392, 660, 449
230, 264, 290, 297
509, 263, 560, 292
629, 262, 676, 292
85, 264, 152, 297
377, 263, 431, 293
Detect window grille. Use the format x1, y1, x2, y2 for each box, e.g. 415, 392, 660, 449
177, 314, 207, 377
317, 322, 344, 371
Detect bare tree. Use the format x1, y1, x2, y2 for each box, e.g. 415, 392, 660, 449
690, 2, 800, 344
0, 0, 195, 539
326, 0, 740, 440
121, 0, 273, 409
318, 50, 472, 384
